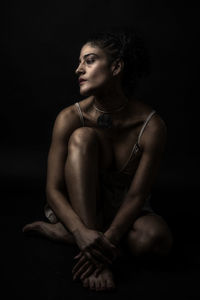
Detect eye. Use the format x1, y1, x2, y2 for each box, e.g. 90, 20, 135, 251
86, 58, 95, 64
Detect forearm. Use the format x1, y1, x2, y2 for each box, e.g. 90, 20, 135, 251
46, 189, 86, 235
104, 195, 145, 245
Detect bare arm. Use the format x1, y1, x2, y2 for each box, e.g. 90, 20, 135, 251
104, 115, 167, 245
45, 106, 87, 235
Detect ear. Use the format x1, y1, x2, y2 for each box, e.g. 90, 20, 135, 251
111, 58, 124, 76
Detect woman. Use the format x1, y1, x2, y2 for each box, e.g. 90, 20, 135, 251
23, 27, 173, 292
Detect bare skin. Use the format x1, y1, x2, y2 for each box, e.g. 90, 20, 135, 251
23, 113, 172, 291
23, 43, 173, 291
23, 221, 75, 244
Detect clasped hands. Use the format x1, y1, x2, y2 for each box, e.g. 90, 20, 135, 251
72, 228, 121, 281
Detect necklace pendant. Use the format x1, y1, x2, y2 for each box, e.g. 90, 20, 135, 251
97, 113, 112, 128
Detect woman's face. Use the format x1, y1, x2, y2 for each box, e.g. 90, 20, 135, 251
75, 43, 114, 96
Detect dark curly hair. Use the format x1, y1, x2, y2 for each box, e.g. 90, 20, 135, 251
82, 26, 151, 96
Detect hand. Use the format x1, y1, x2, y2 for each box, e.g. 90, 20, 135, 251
73, 228, 118, 266
72, 251, 103, 281
72, 231, 122, 281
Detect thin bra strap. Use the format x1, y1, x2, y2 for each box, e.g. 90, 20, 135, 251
74, 102, 84, 127
137, 110, 156, 145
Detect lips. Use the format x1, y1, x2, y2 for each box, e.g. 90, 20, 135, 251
79, 78, 87, 84
79, 80, 87, 85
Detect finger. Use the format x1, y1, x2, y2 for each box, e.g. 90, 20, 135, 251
91, 248, 112, 265
73, 261, 90, 281
84, 250, 99, 267
73, 252, 82, 260
80, 264, 95, 281
72, 255, 85, 273
72, 255, 86, 274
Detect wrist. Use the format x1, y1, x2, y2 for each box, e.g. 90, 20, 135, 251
104, 227, 121, 246
71, 224, 88, 239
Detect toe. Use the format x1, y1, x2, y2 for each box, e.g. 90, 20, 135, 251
106, 271, 115, 290
100, 280, 106, 291
95, 279, 101, 291
23, 223, 35, 232
89, 279, 95, 290
23, 222, 41, 232
83, 278, 89, 288
22, 224, 32, 232
106, 278, 115, 291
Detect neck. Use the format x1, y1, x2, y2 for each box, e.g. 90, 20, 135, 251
92, 86, 129, 112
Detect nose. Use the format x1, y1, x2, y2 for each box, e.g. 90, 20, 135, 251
75, 62, 85, 76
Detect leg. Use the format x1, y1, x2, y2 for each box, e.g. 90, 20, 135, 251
64, 127, 103, 230
123, 212, 173, 259
65, 127, 115, 291
23, 127, 104, 239
23, 127, 114, 291
23, 220, 75, 243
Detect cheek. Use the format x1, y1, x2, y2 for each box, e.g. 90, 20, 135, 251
90, 67, 110, 85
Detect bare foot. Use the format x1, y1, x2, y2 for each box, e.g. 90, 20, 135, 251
22, 221, 75, 244
82, 267, 116, 292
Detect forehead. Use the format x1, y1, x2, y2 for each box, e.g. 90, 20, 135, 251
79, 43, 106, 60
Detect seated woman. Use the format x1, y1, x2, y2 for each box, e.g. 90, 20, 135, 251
23, 27, 173, 292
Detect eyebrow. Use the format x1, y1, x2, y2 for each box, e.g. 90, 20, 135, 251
79, 53, 99, 62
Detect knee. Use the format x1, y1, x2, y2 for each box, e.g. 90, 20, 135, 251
125, 229, 154, 256
68, 127, 99, 154
125, 227, 173, 257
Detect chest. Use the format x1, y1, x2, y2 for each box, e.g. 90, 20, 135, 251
94, 124, 142, 173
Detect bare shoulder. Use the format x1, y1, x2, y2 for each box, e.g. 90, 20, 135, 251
55, 103, 79, 123
51, 103, 83, 139
143, 114, 167, 152
135, 98, 166, 129
134, 98, 167, 150
144, 108, 167, 137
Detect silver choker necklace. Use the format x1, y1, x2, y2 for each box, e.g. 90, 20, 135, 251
93, 100, 129, 129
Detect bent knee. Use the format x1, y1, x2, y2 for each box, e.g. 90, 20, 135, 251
68, 127, 99, 152
125, 226, 173, 256
145, 226, 173, 255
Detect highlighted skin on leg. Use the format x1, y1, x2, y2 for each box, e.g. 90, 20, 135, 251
22, 221, 75, 244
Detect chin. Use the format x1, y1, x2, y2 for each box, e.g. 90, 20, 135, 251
80, 90, 90, 97
79, 87, 94, 97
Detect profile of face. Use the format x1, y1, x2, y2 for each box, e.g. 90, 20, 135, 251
75, 43, 121, 96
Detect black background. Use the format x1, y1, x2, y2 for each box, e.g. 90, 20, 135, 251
1, 1, 199, 215
1, 1, 200, 298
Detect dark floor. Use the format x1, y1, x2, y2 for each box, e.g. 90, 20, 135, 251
1, 187, 200, 299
